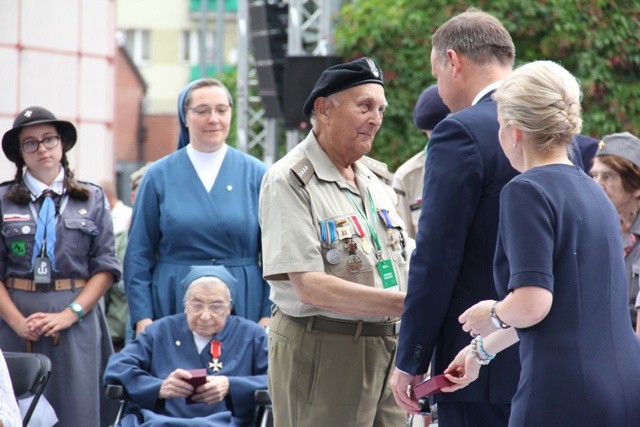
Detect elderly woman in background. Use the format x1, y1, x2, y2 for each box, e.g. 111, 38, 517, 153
125, 78, 270, 339
443, 61, 640, 426
104, 265, 268, 426
590, 131, 640, 334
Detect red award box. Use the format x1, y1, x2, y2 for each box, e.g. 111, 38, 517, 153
411, 374, 454, 399
185, 368, 207, 404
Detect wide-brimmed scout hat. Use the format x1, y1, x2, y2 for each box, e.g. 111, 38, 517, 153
2, 106, 77, 163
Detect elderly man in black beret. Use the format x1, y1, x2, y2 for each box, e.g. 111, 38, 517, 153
259, 57, 409, 426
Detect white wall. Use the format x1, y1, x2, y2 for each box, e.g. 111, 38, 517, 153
0, 0, 115, 184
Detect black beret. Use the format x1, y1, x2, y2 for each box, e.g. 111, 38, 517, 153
413, 84, 450, 131
303, 57, 384, 118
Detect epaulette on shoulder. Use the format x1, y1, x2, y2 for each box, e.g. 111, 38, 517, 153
79, 180, 101, 189
290, 158, 315, 186
361, 156, 392, 184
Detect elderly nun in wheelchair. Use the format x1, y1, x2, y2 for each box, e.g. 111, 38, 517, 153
104, 265, 268, 426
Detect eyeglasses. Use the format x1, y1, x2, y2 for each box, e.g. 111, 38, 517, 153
186, 300, 231, 315
186, 105, 231, 117
20, 135, 61, 153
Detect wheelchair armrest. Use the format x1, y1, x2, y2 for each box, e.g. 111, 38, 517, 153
254, 389, 271, 405
105, 384, 127, 401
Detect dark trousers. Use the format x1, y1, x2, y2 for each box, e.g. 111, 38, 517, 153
438, 401, 511, 427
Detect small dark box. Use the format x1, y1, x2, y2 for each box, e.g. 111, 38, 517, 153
185, 368, 207, 404
411, 374, 454, 399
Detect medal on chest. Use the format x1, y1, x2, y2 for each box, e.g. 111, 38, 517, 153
208, 340, 223, 373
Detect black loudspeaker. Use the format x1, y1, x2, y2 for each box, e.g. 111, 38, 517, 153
249, 1, 288, 119
284, 55, 343, 130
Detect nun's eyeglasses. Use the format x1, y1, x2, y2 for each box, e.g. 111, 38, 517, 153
21, 135, 61, 153
186, 300, 231, 315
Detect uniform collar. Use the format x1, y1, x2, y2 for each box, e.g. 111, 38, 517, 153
302, 132, 375, 190
629, 210, 640, 236
23, 167, 65, 200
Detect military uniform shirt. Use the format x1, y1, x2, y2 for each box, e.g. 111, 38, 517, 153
260, 132, 408, 322
392, 149, 426, 239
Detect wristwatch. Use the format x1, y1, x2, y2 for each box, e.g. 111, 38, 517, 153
490, 301, 510, 329
68, 302, 84, 321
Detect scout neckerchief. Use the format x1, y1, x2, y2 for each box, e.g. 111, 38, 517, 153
29, 190, 68, 275
346, 190, 398, 289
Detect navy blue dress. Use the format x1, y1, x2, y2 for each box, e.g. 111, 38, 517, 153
495, 164, 640, 426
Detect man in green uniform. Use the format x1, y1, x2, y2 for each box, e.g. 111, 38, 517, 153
259, 57, 409, 427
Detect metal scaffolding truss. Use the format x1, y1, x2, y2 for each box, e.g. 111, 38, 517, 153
236, 0, 341, 164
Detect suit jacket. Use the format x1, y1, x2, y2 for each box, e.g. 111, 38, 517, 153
396, 92, 520, 404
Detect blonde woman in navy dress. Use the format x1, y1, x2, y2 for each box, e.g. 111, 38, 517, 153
125, 79, 269, 338
0, 107, 120, 426
442, 61, 640, 426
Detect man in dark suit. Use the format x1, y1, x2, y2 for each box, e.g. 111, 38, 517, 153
389, 9, 520, 427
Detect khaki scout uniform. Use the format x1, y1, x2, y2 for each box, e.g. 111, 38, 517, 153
260, 132, 408, 427
392, 149, 426, 240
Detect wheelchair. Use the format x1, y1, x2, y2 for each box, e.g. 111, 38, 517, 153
106, 383, 273, 427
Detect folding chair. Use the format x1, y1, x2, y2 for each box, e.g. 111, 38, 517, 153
4, 352, 52, 427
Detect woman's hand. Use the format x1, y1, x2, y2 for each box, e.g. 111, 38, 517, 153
441, 345, 480, 392
258, 317, 270, 329
10, 315, 41, 341
159, 369, 195, 399
459, 300, 496, 337
26, 309, 77, 337
136, 318, 153, 337
191, 376, 230, 405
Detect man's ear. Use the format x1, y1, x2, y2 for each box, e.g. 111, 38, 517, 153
448, 49, 462, 77
315, 97, 331, 120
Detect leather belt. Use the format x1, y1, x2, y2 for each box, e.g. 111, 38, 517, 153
7, 277, 87, 293
278, 309, 400, 337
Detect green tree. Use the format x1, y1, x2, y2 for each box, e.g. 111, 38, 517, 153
334, 0, 640, 170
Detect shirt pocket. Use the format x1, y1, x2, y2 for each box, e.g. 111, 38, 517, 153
2, 221, 37, 260
62, 218, 98, 256
321, 215, 375, 284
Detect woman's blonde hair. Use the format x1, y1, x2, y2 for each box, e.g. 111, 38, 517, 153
494, 60, 582, 152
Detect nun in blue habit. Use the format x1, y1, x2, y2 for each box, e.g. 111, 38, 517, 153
104, 265, 268, 426
124, 78, 270, 336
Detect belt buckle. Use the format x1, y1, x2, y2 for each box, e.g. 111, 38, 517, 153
36, 281, 54, 293
393, 321, 401, 335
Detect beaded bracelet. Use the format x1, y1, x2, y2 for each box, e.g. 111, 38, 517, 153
471, 335, 495, 365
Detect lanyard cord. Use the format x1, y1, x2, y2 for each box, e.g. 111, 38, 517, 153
346, 190, 382, 258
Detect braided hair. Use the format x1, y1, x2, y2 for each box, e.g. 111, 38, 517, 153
6, 143, 89, 204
